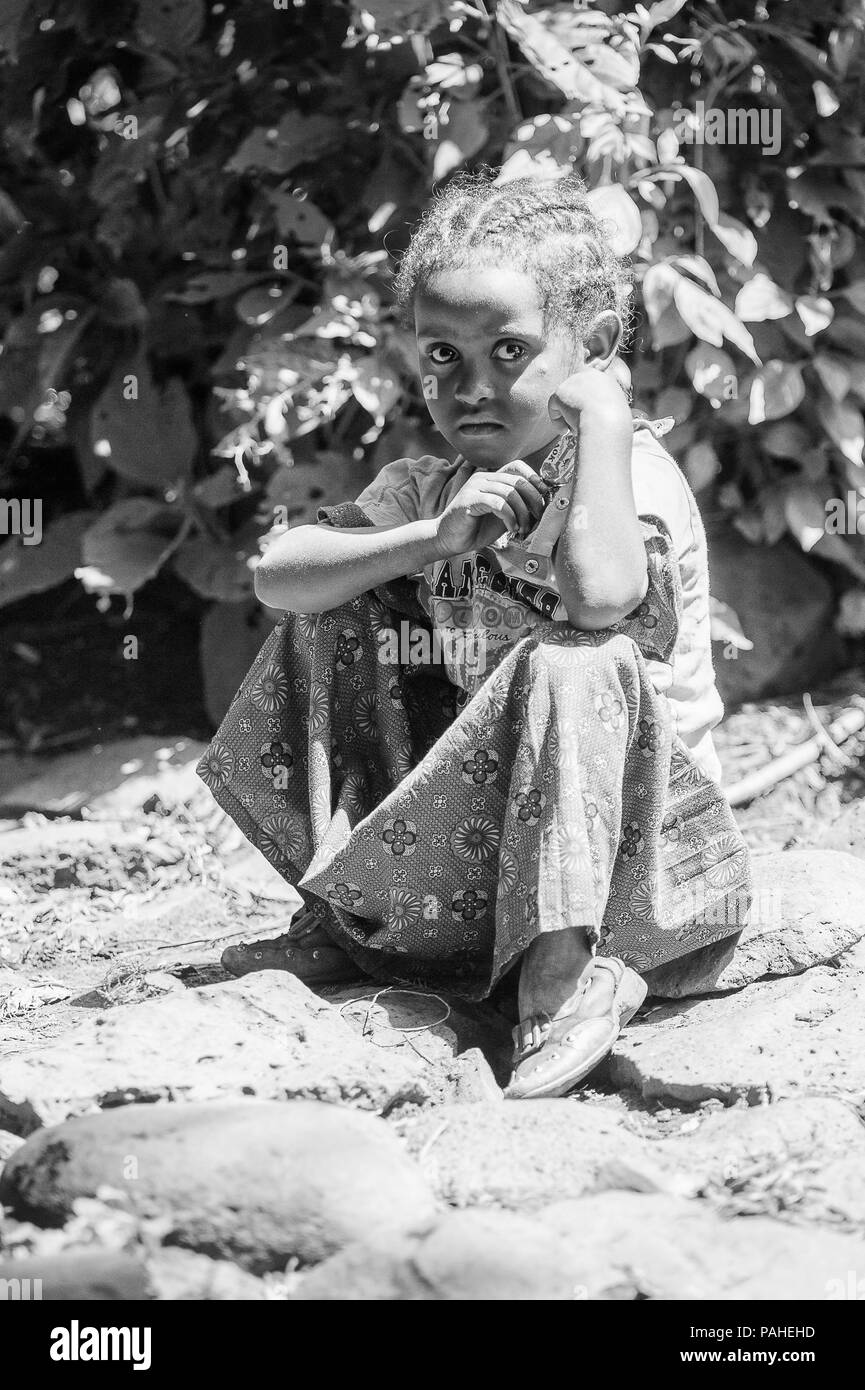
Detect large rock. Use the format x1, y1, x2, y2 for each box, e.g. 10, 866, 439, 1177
0, 1253, 150, 1300
0, 737, 210, 818
0, 972, 429, 1135
537, 1192, 865, 1299
657, 1096, 865, 1227
292, 1209, 585, 1300
644, 850, 865, 998
816, 799, 865, 859
610, 938, 865, 1105
708, 527, 842, 705
397, 1101, 690, 1209
0, 1100, 438, 1273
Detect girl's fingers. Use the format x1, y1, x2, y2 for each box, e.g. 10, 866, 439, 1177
476, 478, 532, 532
498, 460, 550, 503
511, 475, 547, 520
470, 494, 521, 535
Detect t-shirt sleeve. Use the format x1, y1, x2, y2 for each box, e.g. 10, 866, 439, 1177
630, 427, 695, 556
350, 456, 421, 527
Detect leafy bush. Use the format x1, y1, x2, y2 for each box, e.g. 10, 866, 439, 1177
2, 0, 865, 706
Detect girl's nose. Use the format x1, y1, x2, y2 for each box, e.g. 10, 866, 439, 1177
454, 371, 494, 405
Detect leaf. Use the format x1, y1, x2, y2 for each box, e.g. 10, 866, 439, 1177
673, 275, 760, 363
735, 274, 794, 323
748, 361, 805, 425
840, 280, 865, 315
90, 351, 197, 487
783, 483, 826, 553
761, 420, 812, 459
795, 296, 834, 337
813, 354, 851, 403
671, 254, 720, 296
496, 0, 625, 113
683, 441, 720, 493
194, 466, 243, 510
99, 278, 148, 329
357, 0, 452, 37
165, 273, 261, 305
816, 396, 865, 467
0, 512, 96, 610
79, 500, 185, 597
425, 51, 484, 97
501, 112, 583, 180
584, 184, 642, 256
173, 536, 253, 602
267, 191, 334, 250
350, 356, 401, 424
0, 0, 31, 61
685, 345, 737, 405
432, 99, 489, 181
225, 113, 342, 176
646, 0, 688, 28
710, 596, 753, 650
136, 0, 205, 48
641, 262, 691, 350
0, 298, 93, 426
90, 109, 165, 207
710, 213, 758, 268
235, 284, 299, 327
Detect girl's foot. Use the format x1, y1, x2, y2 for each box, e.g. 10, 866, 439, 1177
506, 951, 647, 1100
517, 926, 614, 1021
221, 909, 359, 985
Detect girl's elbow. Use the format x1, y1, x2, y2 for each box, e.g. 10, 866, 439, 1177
562, 570, 649, 631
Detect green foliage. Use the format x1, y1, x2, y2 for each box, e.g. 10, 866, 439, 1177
2, 0, 865, 657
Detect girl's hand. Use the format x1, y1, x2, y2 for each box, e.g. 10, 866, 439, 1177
548, 362, 633, 436
434, 460, 550, 558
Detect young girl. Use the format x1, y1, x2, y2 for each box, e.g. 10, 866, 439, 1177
197, 171, 751, 1100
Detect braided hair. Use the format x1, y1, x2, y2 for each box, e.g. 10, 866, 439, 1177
392, 168, 634, 351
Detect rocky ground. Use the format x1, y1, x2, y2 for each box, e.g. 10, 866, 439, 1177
2, 721, 865, 1301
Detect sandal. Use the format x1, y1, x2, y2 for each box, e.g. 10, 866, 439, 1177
221, 906, 360, 985
504, 956, 647, 1100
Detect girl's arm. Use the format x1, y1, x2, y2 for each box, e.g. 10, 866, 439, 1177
254, 518, 443, 613
255, 460, 548, 613
550, 370, 649, 630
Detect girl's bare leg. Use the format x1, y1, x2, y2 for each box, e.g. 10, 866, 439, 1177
518, 927, 616, 1021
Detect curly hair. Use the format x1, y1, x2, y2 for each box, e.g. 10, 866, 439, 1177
391, 168, 635, 352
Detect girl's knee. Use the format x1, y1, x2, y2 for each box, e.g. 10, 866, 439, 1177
531, 628, 638, 673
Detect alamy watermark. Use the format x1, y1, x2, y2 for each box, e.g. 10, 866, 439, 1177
825, 491, 865, 535
673, 100, 781, 157
377, 620, 487, 675
0, 497, 42, 545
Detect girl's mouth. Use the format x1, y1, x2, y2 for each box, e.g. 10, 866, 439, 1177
457, 422, 506, 436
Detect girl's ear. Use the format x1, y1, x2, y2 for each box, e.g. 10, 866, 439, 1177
584, 311, 622, 369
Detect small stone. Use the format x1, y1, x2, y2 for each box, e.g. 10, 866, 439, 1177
0, 1100, 438, 1273
145, 1249, 271, 1300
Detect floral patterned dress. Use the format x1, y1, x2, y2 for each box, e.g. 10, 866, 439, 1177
196, 496, 752, 1002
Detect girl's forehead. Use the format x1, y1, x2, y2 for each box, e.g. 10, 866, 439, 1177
414, 266, 548, 337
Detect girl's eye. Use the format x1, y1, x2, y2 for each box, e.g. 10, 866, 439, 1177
493, 341, 527, 362
427, 345, 456, 365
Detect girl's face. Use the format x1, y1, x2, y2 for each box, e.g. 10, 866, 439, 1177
414, 265, 583, 471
